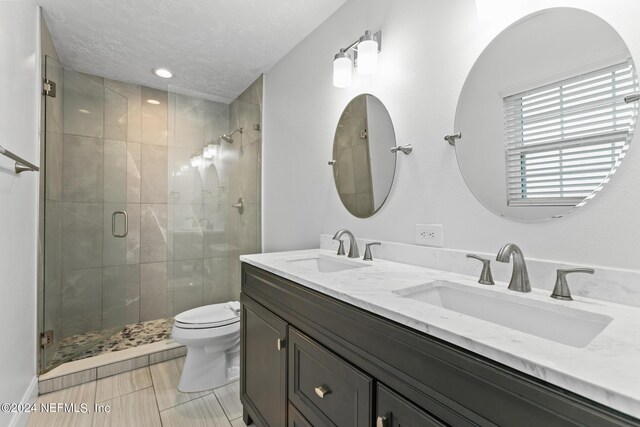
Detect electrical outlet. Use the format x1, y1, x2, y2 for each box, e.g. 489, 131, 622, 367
415, 224, 443, 247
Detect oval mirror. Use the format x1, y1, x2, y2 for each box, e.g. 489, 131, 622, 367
454, 8, 639, 221
332, 94, 396, 218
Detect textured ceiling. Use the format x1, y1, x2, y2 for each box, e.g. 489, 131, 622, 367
38, 0, 348, 102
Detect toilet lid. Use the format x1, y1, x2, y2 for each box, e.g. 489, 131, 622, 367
175, 302, 240, 329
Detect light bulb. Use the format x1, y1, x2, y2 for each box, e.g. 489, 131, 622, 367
357, 31, 378, 75
190, 155, 202, 168
204, 144, 218, 159
153, 68, 173, 78
333, 50, 352, 88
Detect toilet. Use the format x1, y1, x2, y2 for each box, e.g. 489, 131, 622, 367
172, 301, 241, 392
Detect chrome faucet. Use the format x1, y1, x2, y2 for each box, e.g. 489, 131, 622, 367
332, 229, 359, 258
496, 243, 531, 293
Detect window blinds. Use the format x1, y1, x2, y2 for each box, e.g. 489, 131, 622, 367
503, 60, 638, 207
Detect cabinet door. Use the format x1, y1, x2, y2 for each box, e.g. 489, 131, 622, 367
241, 295, 288, 427
377, 383, 447, 427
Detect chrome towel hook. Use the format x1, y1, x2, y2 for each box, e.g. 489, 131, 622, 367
444, 132, 462, 146
390, 144, 412, 155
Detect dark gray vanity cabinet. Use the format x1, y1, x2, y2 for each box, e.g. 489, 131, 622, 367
240, 263, 640, 427
240, 295, 288, 427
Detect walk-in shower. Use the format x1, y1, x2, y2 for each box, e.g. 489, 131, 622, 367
40, 54, 263, 373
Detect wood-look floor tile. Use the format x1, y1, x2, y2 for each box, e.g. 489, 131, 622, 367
149, 357, 211, 411
26, 382, 96, 427
160, 393, 231, 427
96, 367, 152, 403
92, 387, 160, 427
214, 381, 242, 421
230, 417, 249, 427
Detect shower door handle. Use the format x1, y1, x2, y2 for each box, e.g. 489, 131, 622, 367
112, 211, 128, 238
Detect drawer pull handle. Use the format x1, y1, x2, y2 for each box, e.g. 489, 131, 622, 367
376, 415, 389, 427
277, 338, 285, 351
314, 385, 330, 398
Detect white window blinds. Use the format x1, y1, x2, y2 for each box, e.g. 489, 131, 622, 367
503, 60, 638, 207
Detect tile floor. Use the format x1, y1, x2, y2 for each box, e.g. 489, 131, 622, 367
49, 318, 174, 367
27, 356, 248, 427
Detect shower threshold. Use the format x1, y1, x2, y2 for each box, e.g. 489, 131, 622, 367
40, 318, 184, 395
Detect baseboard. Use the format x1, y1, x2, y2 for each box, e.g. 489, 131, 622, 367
8, 376, 38, 427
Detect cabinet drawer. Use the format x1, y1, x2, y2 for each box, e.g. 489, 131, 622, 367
377, 383, 447, 427
288, 402, 313, 427
288, 327, 373, 427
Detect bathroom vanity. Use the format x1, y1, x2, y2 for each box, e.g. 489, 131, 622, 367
239, 250, 640, 427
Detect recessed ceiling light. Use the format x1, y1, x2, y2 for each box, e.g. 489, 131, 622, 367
146, 99, 161, 105
153, 68, 173, 79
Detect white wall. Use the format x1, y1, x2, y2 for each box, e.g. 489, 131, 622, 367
263, 0, 640, 271
0, 1, 39, 425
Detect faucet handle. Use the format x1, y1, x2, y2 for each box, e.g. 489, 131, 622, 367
466, 254, 494, 286
336, 240, 345, 256
551, 268, 594, 301
363, 242, 381, 261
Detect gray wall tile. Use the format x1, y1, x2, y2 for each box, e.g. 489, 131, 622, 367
102, 265, 127, 330
127, 142, 141, 203
140, 204, 168, 263
140, 262, 167, 321
126, 203, 141, 265
141, 87, 167, 146
45, 131, 63, 201
141, 144, 168, 203
204, 257, 229, 305
62, 202, 103, 270
64, 69, 104, 138
126, 264, 140, 324
62, 267, 102, 336
105, 79, 141, 143
104, 139, 127, 203
62, 135, 104, 203
171, 259, 204, 315
105, 88, 127, 141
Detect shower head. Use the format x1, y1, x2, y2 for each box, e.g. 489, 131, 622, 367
220, 128, 243, 143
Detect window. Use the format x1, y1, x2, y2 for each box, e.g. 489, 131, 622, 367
503, 60, 638, 206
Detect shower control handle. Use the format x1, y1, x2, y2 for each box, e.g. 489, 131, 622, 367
232, 198, 244, 215
111, 211, 128, 238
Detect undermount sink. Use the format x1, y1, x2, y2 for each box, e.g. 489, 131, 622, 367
394, 280, 612, 348
286, 255, 370, 273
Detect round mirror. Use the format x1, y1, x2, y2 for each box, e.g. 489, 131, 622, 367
454, 8, 639, 221
332, 94, 396, 218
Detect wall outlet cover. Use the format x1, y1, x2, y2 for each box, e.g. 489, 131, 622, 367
415, 224, 443, 247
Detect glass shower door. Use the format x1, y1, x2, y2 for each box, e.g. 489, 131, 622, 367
42, 56, 129, 372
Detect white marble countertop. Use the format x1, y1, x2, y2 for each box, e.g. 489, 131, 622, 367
240, 249, 640, 419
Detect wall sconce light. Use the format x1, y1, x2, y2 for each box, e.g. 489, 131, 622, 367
332, 30, 382, 88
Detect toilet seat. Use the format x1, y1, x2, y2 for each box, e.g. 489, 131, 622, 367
174, 302, 240, 330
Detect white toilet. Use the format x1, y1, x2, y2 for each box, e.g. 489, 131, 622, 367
172, 301, 241, 392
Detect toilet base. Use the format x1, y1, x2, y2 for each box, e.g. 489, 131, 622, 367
178, 346, 239, 393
